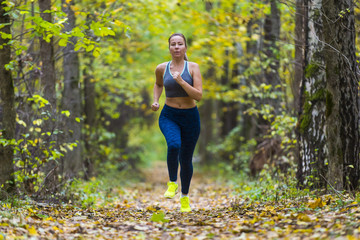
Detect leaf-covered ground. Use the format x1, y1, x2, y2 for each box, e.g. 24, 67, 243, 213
1, 162, 360, 239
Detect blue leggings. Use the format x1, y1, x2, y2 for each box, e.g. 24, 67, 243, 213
159, 104, 200, 194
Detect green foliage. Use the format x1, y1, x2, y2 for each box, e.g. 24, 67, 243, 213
0, 95, 81, 195
305, 63, 320, 78
234, 165, 306, 203
150, 211, 169, 223
68, 178, 102, 209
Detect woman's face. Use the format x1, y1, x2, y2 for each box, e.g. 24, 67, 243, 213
169, 36, 187, 59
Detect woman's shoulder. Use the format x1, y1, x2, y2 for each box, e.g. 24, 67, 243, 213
188, 61, 200, 71
156, 62, 168, 69
155, 62, 168, 71
188, 61, 199, 68
155, 62, 168, 75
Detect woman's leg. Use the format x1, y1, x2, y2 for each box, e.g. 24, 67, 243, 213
179, 109, 201, 194
159, 114, 181, 182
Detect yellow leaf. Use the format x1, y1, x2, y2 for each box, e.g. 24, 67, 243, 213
297, 213, 311, 222
28, 226, 38, 236
61, 110, 70, 117
347, 235, 357, 240
113, 8, 123, 14
35, 128, 41, 132
146, 206, 157, 212
86, 45, 94, 52
58, 38, 67, 47
17, 120, 27, 127
93, 47, 100, 57
126, 56, 133, 64
60, 146, 67, 153
308, 198, 326, 209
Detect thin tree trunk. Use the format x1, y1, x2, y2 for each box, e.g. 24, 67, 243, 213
263, 0, 281, 114
297, 0, 328, 189
198, 71, 215, 164
198, 0, 215, 164
83, 52, 96, 179
294, 0, 306, 185
264, 0, 280, 86
293, 0, 306, 113
39, 0, 56, 108
220, 50, 239, 138
61, 0, 82, 178
0, 1, 15, 193
241, 19, 261, 142
323, 0, 359, 190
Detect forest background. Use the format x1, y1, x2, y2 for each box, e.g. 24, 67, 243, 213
1, 0, 360, 211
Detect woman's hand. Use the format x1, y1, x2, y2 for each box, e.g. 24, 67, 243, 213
151, 102, 160, 111
172, 71, 184, 85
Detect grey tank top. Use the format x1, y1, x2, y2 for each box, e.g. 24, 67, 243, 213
163, 61, 193, 98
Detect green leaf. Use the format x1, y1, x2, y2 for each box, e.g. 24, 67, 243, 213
61, 110, 70, 117
33, 119, 43, 126
75, 117, 81, 123
59, 38, 67, 47
86, 44, 94, 52
17, 120, 27, 127
150, 211, 169, 223
93, 47, 100, 57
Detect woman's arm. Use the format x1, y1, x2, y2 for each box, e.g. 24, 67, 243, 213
172, 62, 203, 101
151, 63, 166, 111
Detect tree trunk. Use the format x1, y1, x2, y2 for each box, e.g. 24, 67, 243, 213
293, 0, 306, 113
220, 49, 239, 138
198, 70, 215, 164
39, 0, 56, 108
297, 0, 328, 189
0, 1, 15, 193
82, 13, 97, 179
323, 0, 359, 190
241, 18, 262, 142
294, 0, 306, 185
61, 0, 82, 178
263, 0, 281, 114
83, 52, 96, 179
198, 0, 215, 164
263, 0, 280, 86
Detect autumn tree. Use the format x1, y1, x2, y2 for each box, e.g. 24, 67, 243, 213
198, 1, 216, 164
39, 0, 56, 108
323, 0, 359, 190
297, 0, 359, 190
61, 0, 82, 177
297, 0, 327, 189
0, 0, 16, 193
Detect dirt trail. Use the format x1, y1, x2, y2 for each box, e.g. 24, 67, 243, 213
2, 161, 358, 239
1, 161, 247, 240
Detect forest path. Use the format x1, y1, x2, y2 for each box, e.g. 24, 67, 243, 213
1, 161, 249, 239
2, 161, 359, 239
99, 161, 245, 239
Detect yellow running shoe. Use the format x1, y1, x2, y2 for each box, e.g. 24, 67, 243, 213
180, 196, 191, 212
164, 182, 178, 198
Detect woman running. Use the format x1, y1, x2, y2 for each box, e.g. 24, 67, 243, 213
151, 33, 203, 212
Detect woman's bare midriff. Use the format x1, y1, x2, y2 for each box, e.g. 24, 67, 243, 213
165, 97, 196, 109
